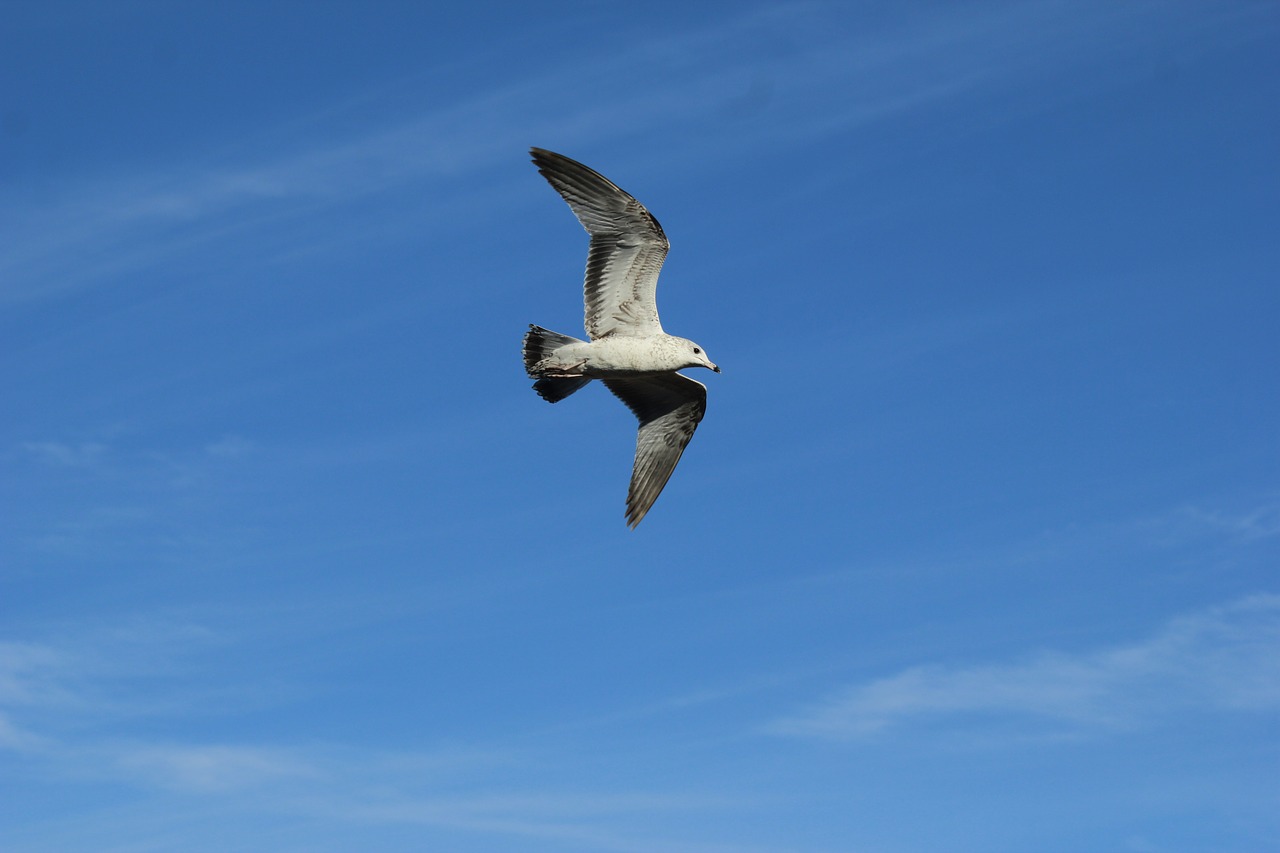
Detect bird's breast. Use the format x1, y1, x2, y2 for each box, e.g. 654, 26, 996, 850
581, 337, 679, 376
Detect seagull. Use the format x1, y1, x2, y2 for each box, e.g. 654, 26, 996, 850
523, 147, 719, 528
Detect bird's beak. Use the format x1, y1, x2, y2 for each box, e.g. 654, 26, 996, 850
711, 363, 721, 373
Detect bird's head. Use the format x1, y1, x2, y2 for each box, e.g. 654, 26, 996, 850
683, 339, 719, 373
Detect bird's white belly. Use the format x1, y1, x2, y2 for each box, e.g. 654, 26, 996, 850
559, 338, 671, 376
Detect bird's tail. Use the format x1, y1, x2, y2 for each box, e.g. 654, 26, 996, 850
523, 324, 590, 403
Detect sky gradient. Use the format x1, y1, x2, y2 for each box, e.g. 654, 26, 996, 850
2, 2, 1278, 851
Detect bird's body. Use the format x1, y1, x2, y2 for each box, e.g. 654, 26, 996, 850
523, 147, 719, 528
529, 332, 708, 377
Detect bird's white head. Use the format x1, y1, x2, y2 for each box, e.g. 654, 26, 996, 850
682, 339, 720, 373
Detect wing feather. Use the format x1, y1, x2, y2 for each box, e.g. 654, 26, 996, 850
603, 374, 707, 528
531, 148, 669, 339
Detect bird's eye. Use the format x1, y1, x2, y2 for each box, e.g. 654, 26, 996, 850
693, 347, 701, 354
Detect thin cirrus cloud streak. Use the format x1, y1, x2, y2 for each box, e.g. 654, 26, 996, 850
112, 743, 319, 793
1178, 503, 1280, 544
3, 687, 736, 853
21, 741, 720, 853
18, 440, 109, 468
4, 599, 1276, 849
770, 594, 1280, 740
332, 794, 754, 853
0, 641, 77, 753
0, 2, 1225, 307
69, 736, 735, 853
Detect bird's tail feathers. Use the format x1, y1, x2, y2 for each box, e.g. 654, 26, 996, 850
533, 376, 591, 403
523, 324, 583, 372
523, 325, 590, 403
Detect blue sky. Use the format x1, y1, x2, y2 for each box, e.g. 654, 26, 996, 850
2, 2, 1278, 851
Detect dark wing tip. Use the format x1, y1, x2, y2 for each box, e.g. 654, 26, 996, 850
527, 147, 669, 244
529, 147, 583, 178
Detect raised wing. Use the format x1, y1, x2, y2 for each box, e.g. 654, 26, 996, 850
531, 148, 670, 340
603, 374, 707, 528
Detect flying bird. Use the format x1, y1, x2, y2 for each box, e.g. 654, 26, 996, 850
523, 147, 719, 528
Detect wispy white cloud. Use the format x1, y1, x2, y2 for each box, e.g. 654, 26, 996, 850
0, 644, 69, 752
334, 791, 743, 851
112, 743, 320, 792
1172, 502, 1280, 544
202, 434, 256, 460
9, 432, 267, 560
0, 641, 77, 711
0, 621, 233, 737
19, 440, 108, 468
5, 2, 1254, 305
0, 712, 49, 751
0, 613, 754, 852
771, 594, 1280, 740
